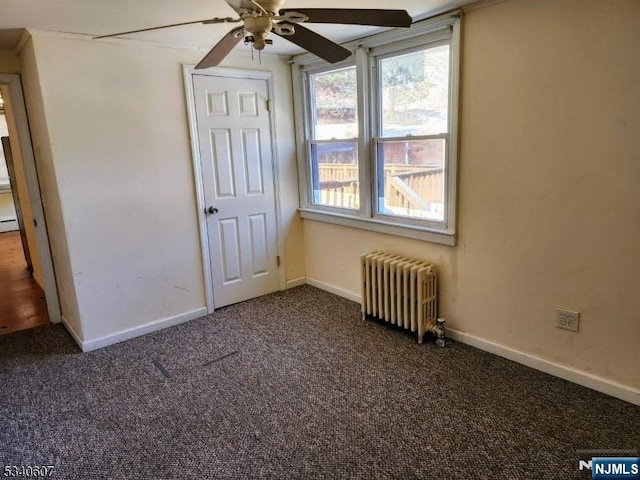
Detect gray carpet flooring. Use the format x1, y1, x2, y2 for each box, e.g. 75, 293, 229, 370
1, 285, 638, 479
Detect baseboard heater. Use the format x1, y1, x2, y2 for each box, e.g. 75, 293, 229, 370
0, 216, 18, 233
360, 251, 446, 346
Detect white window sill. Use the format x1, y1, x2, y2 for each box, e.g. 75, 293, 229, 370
298, 208, 456, 246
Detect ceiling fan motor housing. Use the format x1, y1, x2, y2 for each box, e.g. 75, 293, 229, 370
253, 0, 286, 15
243, 16, 273, 49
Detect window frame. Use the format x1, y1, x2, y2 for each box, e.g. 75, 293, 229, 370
304, 61, 360, 216
292, 12, 461, 246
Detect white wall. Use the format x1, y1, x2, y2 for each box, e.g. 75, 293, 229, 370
303, 0, 640, 392
0, 114, 11, 180
0, 113, 18, 232
17, 0, 637, 399
21, 32, 302, 344
18, 39, 76, 322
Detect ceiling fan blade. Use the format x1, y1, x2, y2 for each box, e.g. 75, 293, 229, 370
279, 9, 412, 28
94, 17, 239, 39
275, 23, 351, 64
195, 27, 244, 69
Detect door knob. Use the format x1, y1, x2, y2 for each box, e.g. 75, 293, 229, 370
207, 206, 219, 215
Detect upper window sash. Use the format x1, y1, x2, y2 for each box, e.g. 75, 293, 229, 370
372, 39, 452, 140
306, 64, 358, 141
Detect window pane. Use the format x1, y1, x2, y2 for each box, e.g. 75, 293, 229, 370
311, 142, 359, 209
310, 67, 358, 140
377, 138, 445, 221
380, 45, 450, 137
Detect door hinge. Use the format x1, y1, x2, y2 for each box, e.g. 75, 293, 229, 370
266, 99, 272, 113
276, 255, 280, 267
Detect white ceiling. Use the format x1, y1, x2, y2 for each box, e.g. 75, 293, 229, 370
0, 0, 472, 56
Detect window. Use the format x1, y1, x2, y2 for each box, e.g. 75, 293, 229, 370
308, 66, 359, 210
375, 44, 450, 224
293, 14, 460, 245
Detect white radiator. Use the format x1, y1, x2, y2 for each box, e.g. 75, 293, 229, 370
360, 251, 445, 345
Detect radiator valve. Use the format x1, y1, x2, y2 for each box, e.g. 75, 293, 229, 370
431, 318, 447, 347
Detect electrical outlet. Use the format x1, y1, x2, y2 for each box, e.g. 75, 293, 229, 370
557, 308, 580, 332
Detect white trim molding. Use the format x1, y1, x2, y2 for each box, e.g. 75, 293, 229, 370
304, 281, 640, 406
446, 329, 640, 406
64, 308, 208, 352
0, 74, 62, 324
182, 65, 286, 312
291, 13, 461, 247
61, 316, 83, 351
299, 209, 457, 246
182, 65, 215, 314
285, 277, 306, 289
305, 277, 361, 304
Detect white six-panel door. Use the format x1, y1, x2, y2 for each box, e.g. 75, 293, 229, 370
192, 74, 279, 308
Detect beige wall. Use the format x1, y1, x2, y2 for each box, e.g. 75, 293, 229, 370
304, 0, 640, 390
22, 32, 302, 342
0, 53, 19, 74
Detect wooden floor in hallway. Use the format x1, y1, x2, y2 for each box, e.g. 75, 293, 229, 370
0, 231, 49, 335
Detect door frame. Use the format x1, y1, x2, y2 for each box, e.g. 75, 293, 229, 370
0, 73, 61, 323
182, 65, 285, 313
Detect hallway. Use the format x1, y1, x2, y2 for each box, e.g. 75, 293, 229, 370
0, 231, 49, 335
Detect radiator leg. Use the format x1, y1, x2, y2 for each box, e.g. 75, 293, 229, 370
431, 318, 446, 347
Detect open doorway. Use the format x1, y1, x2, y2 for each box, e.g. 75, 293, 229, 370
0, 74, 61, 334
0, 89, 49, 335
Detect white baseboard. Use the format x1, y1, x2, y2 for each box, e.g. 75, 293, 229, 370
304, 279, 640, 406
305, 277, 361, 303
61, 315, 83, 350
63, 308, 208, 352
0, 219, 18, 233
33, 271, 44, 290
285, 277, 306, 289
446, 329, 640, 406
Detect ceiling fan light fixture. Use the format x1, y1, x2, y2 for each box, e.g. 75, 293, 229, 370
249, 32, 271, 50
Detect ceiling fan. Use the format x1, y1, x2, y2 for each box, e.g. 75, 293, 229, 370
94, 0, 412, 69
